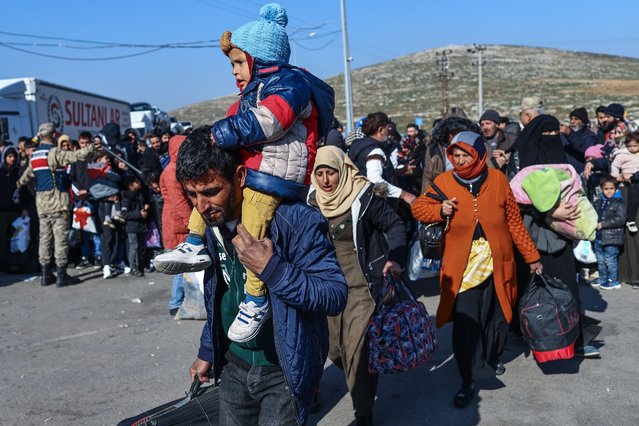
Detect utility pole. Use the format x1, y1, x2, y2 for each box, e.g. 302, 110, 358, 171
433, 50, 454, 115
467, 44, 487, 117
340, 0, 354, 134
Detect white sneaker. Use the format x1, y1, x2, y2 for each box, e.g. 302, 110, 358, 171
153, 241, 212, 275
103, 265, 114, 279
227, 300, 272, 343
627, 221, 638, 233
124, 266, 132, 275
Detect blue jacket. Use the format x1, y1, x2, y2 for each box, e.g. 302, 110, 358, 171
594, 191, 626, 246
561, 127, 598, 174
198, 201, 347, 425
212, 60, 335, 201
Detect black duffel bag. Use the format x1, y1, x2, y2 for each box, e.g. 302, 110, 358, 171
118, 379, 219, 426
419, 183, 450, 260
518, 273, 580, 363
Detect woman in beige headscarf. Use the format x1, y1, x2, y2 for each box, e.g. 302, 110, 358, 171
310, 146, 406, 426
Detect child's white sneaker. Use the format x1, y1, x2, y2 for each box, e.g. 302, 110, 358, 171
103, 265, 114, 279
227, 299, 272, 343
153, 241, 212, 274
626, 221, 638, 233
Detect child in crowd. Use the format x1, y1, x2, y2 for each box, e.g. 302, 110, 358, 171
87, 151, 123, 229
592, 176, 626, 290
154, 2, 334, 342
584, 144, 605, 202
120, 175, 149, 277
610, 131, 639, 232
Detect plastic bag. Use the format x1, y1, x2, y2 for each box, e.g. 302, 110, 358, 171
10, 216, 30, 253
573, 240, 597, 264
145, 221, 162, 248
175, 271, 207, 320
72, 203, 97, 233
408, 238, 440, 281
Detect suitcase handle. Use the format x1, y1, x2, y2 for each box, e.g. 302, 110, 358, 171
187, 378, 203, 399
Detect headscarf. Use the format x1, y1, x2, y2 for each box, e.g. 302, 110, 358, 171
515, 114, 566, 168
311, 146, 370, 218
445, 131, 488, 180
57, 134, 71, 149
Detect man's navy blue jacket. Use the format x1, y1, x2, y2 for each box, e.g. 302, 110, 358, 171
198, 200, 348, 425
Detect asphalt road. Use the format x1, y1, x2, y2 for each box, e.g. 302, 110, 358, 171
1, 267, 638, 426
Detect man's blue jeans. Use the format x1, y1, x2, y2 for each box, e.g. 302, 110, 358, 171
168, 274, 185, 310
219, 359, 297, 426
594, 239, 620, 284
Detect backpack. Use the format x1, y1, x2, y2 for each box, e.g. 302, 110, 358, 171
518, 274, 580, 363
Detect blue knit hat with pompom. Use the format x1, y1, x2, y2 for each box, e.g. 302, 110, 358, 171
228, 3, 290, 64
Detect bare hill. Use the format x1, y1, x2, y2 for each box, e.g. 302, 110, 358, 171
171, 44, 639, 129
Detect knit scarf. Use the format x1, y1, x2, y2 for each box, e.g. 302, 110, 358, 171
446, 141, 487, 180
311, 146, 370, 218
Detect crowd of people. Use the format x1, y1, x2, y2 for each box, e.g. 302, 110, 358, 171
0, 121, 193, 312
3, 3, 639, 426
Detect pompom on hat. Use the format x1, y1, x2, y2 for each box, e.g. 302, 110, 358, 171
220, 3, 290, 64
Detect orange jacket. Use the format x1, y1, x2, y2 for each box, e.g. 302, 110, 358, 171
159, 135, 191, 249
412, 169, 540, 327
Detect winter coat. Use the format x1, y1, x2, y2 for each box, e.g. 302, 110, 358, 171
308, 184, 406, 301
70, 155, 93, 191
212, 61, 334, 201
199, 201, 347, 425
87, 161, 120, 199
137, 147, 162, 177
121, 189, 148, 234
594, 193, 626, 246
610, 148, 639, 178
17, 141, 94, 214
562, 126, 598, 174
0, 148, 22, 212
160, 136, 191, 249
412, 169, 540, 328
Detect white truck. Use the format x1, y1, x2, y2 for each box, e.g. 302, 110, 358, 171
0, 77, 131, 142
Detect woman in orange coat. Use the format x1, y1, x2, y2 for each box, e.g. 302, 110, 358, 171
412, 131, 542, 408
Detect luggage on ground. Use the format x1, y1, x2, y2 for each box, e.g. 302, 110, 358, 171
518, 273, 580, 363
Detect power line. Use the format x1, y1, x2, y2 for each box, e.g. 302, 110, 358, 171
193, 0, 256, 21
291, 33, 340, 51
0, 29, 215, 47
0, 41, 215, 49
0, 43, 164, 61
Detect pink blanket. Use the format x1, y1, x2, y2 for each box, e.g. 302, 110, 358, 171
510, 164, 597, 241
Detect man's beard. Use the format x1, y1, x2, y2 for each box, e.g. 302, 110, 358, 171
570, 124, 583, 132
202, 191, 235, 227
601, 121, 616, 133
483, 129, 497, 140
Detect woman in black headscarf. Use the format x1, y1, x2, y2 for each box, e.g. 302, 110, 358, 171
513, 114, 602, 357
515, 115, 567, 169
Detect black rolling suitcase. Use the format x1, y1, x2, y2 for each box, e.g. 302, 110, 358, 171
118, 380, 219, 426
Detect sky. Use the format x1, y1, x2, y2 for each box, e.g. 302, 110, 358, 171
2, 0, 639, 113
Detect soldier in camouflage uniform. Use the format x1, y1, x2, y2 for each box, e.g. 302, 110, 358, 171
18, 122, 98, 287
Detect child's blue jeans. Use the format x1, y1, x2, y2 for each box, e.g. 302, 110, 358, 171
594, 239, 620, 284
